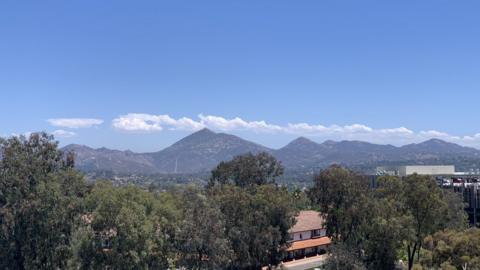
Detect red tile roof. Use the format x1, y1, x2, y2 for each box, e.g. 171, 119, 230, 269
289, 210, 325, 233
287, 237, 332, 251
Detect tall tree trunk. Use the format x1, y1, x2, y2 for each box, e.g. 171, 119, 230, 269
407, 243, 417, 270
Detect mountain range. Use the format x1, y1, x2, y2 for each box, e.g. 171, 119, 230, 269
62, 128, 480, 174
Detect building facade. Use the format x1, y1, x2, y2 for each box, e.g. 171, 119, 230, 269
284, 210, 331, 261
376, 165, 455, 177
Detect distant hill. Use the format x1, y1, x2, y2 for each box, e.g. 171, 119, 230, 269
62, 144, 158, 174
62, 129, 480, 175
277, 138, 480, 171
146, 128, 272, 173
63, 128, 271, 174
275, 137, 329, 169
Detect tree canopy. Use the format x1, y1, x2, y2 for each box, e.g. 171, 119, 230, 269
0, 133, 89, 270
208, 184, 296, 270
419, 228, 480, 270
0, 133, 473, 270
209, 152, 284, 188
309, 165, 468, 270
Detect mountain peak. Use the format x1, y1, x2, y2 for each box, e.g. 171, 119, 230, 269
404, 138, 455, 149
179, 128, 216, 140
62, 130, 480, 175
195, 128, 215, 135
279, 137, 322, 152
290, 136, 316, 145
399, 138, 478, 155
420, 138, 449, 145
62, 144, 93, 150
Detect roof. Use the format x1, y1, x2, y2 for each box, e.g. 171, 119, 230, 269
287, 237, 331, 251
289, 210, 325, 233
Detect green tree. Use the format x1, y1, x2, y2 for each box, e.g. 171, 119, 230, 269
402, 174, 452, 270
322, 243, 367, 270
308, 165, 372, 246
69, 181, 179, 269
373, 174, 467, 270
366, 176, 409, 270
309, 166, 403, 270
175, 185, 233, 269
420, 228, 480, 270
309, 168, 467, 270
439, 189, 468, 230
209, 184, 296, 270
0, 133, 88, 270
209, 152, 284, 188
291, 187, 313, 211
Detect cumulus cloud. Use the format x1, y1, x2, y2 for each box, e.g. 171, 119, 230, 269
112, 113, 204, 132
111, 113, 480, 148
52, 129, 76, 138
48, 118, 103, 129
198, 114, 283, 133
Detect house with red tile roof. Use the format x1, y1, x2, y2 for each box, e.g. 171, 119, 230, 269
284, 210, 331, 261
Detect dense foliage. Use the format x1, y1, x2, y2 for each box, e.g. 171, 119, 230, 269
0, 133, 88, 270
419, 228, 480, 270
0, 134, 298, 270
208, 184, 296, 270
0, 133, 474, 270
209, 152, 284, 188
309, 166, 468, 270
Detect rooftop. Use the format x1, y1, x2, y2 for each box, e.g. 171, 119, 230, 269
287, 237, 331, 251
289, 210, 325, 233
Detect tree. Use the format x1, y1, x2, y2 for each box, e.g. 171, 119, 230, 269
208, 184, 296, 270
373, 174, 467, 270
209, 152, 284, 188
0, 133, 88, 270
308, 165, 372, 246
309, 168, 467, 270
322, 243, 367, 270
175, 185, 233, 269
291, 187, 313, 211
402, 174, 452, 270
69, 181, 179, 269
309, 166, 404, 270
420, 228, 480, 270
440, 189, 468, 230
366, 176, 409, 270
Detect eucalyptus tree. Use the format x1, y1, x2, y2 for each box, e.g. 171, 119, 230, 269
0, 133, 88, 270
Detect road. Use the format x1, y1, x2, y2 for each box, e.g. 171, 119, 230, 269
282, 255, 326, 270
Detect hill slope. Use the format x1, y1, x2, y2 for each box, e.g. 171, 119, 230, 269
63, 129, 480, 174
147, 128, 272, 173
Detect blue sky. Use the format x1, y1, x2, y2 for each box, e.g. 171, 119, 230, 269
1, 1, 480, 151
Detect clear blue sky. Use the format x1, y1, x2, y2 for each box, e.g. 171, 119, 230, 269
1, 1, 479, 151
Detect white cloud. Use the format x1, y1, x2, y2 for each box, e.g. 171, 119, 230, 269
111, 113, 480, 148
48, 118, 103, 129
52, 129, 76, 138
112, 113, 204, 132
198, 114, 283, 133
419, 130, 450, 138
379, 127, 414, 135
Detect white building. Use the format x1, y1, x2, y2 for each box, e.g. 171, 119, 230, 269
376, 165, 455, 177
284, 210, 331, 261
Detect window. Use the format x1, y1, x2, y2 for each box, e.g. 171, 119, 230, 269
312, 229, 323, 237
